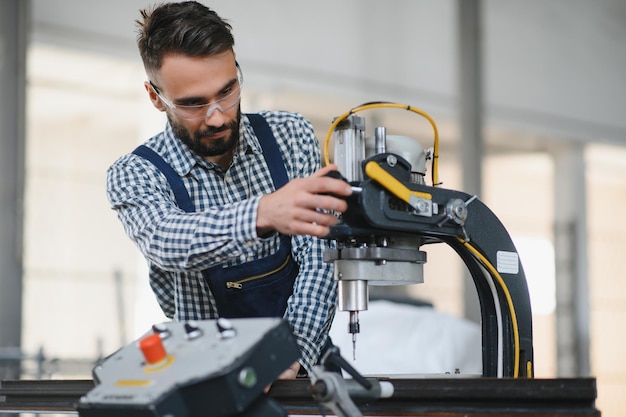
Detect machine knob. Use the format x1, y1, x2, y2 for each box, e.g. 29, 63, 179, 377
151, 322, 171, 339
184, 322, 203, 340
138, 333, 167, 365
216, 318, 237, 339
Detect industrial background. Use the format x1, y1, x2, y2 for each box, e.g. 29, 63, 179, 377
1, 0, 625, 415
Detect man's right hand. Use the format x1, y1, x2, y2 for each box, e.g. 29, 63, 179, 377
256, 164, 352, 238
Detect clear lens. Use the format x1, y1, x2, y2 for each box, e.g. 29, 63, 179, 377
171, 85, 242, 120
153, 67, 243, 121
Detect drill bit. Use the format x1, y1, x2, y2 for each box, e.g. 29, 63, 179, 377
348, 311, 360, 360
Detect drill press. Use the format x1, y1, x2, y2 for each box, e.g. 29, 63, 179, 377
322, 102, 533, 378
325, 111, 430, 359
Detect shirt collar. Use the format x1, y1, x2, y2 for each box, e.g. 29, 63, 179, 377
241, 113, 263, 156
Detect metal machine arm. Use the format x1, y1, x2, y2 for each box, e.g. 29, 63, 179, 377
325, 152, 534, 378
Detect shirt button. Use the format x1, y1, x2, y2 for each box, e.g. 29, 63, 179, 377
246, 256, 253, 262
215, 256, 222, 263
245, 241, 254, 248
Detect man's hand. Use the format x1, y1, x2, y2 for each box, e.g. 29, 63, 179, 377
265, 361, 301, 393
256, 164, 352, 238
278, 360, 301, 380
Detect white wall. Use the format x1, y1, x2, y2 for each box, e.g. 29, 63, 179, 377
31, 0, 626, 146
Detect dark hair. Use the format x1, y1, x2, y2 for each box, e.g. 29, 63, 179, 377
136, 1, 235, 77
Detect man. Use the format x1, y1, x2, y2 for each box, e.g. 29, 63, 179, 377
106, 1, 351, 378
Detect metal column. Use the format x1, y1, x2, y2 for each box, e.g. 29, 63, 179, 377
0, 0, 28, 379
553, 143, 590, 377
458, 0, 484, 323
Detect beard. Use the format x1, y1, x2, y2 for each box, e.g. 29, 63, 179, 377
168, 107, 241, 158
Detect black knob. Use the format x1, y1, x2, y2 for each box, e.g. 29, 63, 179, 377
184, 322, 202, 340
151, 323, 171, 339
216, 318, 236, 339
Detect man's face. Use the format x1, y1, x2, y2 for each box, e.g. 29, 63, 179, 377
148, 51, 241, 161
167, 106, 240, 158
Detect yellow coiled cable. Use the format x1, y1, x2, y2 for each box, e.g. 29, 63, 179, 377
323, 102, 441, 187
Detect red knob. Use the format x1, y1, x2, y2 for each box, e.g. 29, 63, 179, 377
138, 332, 167, 364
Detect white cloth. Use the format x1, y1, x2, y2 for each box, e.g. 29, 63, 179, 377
329, 300, 482, 376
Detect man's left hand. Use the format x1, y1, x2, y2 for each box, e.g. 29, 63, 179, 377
265, 361, 301, 393
277, 361, 301, 380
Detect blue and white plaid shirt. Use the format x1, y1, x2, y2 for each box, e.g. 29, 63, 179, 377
106, 110, 337, 370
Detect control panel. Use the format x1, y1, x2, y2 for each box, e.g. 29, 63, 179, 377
77, 317, 300, 417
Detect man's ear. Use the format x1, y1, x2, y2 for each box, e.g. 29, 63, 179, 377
144, 81, 165, 112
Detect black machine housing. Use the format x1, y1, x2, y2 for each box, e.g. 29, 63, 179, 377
324, 153, 534, 378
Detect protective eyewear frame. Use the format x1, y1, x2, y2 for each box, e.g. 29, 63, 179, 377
149, 66, 243, 120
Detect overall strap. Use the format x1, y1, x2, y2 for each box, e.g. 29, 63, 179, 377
246, 113, 289, 189
243, 114, 292, 247
132, 145, 195, 213
132, 114, 288, 211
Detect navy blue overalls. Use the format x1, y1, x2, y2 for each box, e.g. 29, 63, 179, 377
133, 114, 298, 319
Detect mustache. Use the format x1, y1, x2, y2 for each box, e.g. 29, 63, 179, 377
196, 124, 230, 139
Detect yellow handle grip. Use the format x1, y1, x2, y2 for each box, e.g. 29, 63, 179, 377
364, 161, 431, 205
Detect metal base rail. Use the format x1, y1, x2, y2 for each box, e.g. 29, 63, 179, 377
0, 378, 600, 416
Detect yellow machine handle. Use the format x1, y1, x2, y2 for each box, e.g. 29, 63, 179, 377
364, 161, 431, 207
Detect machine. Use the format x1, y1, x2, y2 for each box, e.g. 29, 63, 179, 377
77, 318, 301, 417
76, 318, 392, 417
322, 102, 534, 378
75, 102, 535, 417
